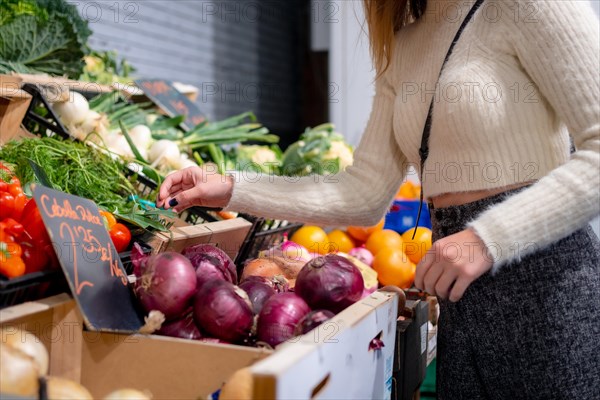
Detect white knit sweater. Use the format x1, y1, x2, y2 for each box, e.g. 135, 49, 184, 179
226, 0, 600, 269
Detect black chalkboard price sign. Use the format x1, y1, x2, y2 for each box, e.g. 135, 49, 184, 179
33, 185, 143, 332
135, 78, 206, 131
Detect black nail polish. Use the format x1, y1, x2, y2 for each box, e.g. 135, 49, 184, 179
169, 198, 179, 207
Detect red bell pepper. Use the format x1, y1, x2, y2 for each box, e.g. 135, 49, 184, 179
20, 200, 50, 244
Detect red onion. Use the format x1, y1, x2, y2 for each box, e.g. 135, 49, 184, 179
348, 247, 374, 266
257, 293, 310, 347
131, 242, 148, 277
193, 280, 253, 343
241, 275, 289, 293
134, 251, 197, 320
294, 310, 335, 336
295, 254, 364, 313
182, 244, 237, 289
156, 313, 202, 340
369, 338, 385, 351
239, 279, 276, 315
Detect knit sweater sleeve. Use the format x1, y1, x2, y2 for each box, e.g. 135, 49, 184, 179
225, 74, 407, 226
467, 0, 600, 271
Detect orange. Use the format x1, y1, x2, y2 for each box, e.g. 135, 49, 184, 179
365, 229, 403, 255
347, 219, 385, 242
401, 227, 433, 264
372, 247, 416, 288
290, 226, 329, 254
395, 181, 421, 200
326, 230, 356, 254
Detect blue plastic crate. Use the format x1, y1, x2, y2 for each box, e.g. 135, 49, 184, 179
384, 200, 432, 235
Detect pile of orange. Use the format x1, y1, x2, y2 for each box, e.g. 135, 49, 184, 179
290, 219, 432, 290
395, 181, 421, 200
352, 221, 431, 290
290, 226, 357, 255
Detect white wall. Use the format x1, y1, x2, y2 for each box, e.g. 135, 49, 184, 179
328, 0, 375, 147
328, 0, 600, 235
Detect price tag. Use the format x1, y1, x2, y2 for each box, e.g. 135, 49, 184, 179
33, 186, 143, 332
135, 79, 206, 131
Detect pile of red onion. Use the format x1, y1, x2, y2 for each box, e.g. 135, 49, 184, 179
132, 243, 369, 347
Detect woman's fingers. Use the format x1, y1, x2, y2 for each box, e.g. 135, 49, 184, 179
423, 262, 444, 295
434, 269, 458, 299
157, 171, 185, 207
158, 167, 202, 207
415, 248, 435, 290
448, 278, 471, 302
171, 186, 204, 213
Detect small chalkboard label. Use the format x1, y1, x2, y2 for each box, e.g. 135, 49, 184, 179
33, 186, 143, 332
135, 79, 206, 131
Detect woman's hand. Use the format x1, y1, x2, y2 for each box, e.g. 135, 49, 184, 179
414, 228, 493, 302
156, 166, 234, 213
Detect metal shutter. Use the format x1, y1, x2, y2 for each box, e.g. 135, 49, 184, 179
71, 0, 302, 138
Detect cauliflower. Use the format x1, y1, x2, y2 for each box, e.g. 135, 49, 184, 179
281, 123, 354, 176
324, 140, 354, 170
234, 145, 282, 174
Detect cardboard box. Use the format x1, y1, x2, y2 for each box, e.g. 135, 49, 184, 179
0, 76, 32, 143
142, 217, 252, 262
1, 290, 401, 400
250, 291, 399, 399
392, 299, 429, 400
0, 294, 270, 399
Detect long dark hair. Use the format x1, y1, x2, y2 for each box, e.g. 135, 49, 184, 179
363, 0, 427, 76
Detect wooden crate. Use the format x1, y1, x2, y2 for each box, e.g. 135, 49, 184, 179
141, 217, 253, 262
0, 75, 32, 144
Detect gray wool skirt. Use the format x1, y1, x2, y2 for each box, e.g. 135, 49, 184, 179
431, 189, 600, 399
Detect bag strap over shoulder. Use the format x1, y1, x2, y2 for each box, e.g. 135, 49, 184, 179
413, 0, 486, 238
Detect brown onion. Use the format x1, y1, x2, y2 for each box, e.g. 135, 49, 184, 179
0, 343, 39, 397
2, 327, 49, 375
46, 376, 93, 400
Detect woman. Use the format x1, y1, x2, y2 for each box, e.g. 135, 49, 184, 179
158, 0, 599, 397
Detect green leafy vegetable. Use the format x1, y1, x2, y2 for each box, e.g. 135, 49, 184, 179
0, 0, 90, 78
